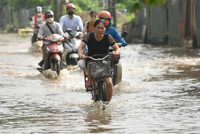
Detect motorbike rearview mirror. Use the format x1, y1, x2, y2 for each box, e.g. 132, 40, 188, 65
116, 31, 128, 43
66, 28, 72, 33
29, 16, 32, 21
121, 31, 128, 38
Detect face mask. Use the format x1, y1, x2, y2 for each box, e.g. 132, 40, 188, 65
105, 21, 109, 27
103, 19, 110, 27
68, 11, 74, 15
37, 12, 42, 17
47, 18, 54, 23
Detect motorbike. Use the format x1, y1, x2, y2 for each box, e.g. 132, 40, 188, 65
31, 23, 43, 44
63, 28, 82, 66
37, 34, 64, 75
109, 31, 128, 86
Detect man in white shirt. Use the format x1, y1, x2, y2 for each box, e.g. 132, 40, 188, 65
59, 3, 83, 32
38, 10, 68, 70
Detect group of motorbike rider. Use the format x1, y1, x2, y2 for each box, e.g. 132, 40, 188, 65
31, 3, 127, 102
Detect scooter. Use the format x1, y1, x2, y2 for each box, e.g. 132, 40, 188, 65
109, 31, 128, 86
37, 34, 64, 75
63, 28, 82, 66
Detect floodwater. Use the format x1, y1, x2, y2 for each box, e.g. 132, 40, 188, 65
0, 33, 200, 134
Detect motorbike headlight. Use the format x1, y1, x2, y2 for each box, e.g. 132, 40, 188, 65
60, 46, 64, 52
46, 47, 51, 53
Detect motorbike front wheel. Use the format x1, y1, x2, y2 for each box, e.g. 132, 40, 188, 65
98, 81, 107, 102
51, 60, 61, 75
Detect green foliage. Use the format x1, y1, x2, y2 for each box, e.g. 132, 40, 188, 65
127, 13, 136, 22
116, 3, 126, 9
50, 0, 57, 20
4, 0, 51, 11
74, 4, 83, 15
0, 0, 167, 24
1, 0, 167, 14
0, 0, 8, 9
142, 0, 166, 6
116, 0, 140, 12
68, 0, 103, 11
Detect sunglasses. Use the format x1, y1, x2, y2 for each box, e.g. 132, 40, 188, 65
46, 15, 54, 18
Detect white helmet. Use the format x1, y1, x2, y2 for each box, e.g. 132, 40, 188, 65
35, 6, 42, 13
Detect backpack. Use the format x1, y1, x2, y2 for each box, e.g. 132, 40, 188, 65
34, 14, 45, 23
86, 21, 90, 33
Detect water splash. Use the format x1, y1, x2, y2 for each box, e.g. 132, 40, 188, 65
42, 69, 71, 79
43, 69, 58, 79
28, 41, 42, 53
66, 65, 81, 71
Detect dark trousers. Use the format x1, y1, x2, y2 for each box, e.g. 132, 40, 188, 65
42, 44, 49, 70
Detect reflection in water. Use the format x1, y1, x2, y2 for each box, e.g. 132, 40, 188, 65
0, 34, 200, 133
84, 102, 113, 133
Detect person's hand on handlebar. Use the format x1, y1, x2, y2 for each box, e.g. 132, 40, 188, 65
38, 36, 44, 40
80, 54, 86, 59
111, 51, 120, 56
117, 43, 122, 48
111, 51, 120, 59
64, 35, 69, 40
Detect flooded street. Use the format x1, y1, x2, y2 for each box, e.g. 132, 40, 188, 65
0, 33, 200, 133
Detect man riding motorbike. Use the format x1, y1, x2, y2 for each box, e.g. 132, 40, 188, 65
99, 11, 127, 47
59, 3, 83, 32
30, 6, 45, 44
37, 10, 68, 70
59, 3, 83, 66
78, 19, 120, 102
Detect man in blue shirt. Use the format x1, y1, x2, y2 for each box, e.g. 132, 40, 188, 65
59, 3, 83, 32
99, 11, 127, 47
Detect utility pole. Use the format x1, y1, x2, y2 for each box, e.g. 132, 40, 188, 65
57, 0, 67, 20
103, 0, 116, 27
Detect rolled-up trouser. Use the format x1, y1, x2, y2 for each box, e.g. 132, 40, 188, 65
42, 44, 49, 70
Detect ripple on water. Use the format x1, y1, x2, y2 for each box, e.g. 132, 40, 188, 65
114, 81, 147, 94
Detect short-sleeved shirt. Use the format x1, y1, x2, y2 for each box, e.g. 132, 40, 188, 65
59, 15, 83, 32
37, 22, 64, 38
83, 32, 115, 56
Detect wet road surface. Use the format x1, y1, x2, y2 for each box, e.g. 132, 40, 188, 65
0, 34, 200, 133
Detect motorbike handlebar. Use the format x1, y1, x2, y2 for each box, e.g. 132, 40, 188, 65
38, 35, 65, 42
85, 55, 110, 61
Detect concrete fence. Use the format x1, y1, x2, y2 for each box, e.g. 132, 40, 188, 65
122, 0, 200, 48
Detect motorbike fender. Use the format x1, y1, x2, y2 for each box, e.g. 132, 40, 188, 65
47, 43, 63, 53
49, 54, 61, 62
69, 53, 79, 59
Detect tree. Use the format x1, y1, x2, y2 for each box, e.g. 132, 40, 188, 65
0, 0, 8, 9
5, 0, 51, 11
